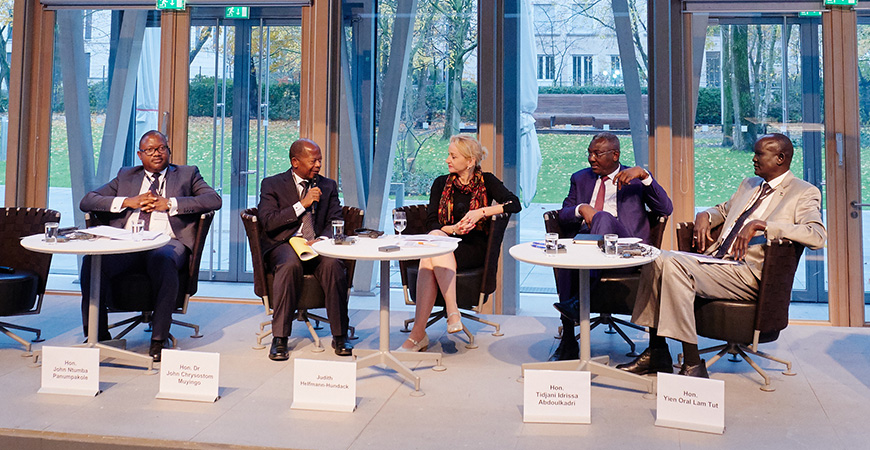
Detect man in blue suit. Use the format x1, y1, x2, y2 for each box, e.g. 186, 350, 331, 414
550, 132, 673, 361
80, 130, 222, 362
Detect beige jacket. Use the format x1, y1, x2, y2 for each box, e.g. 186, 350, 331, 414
704, 171, 827, 279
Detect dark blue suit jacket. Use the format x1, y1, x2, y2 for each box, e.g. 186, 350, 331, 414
257, 170, 343, 256
557, 165, 673, 244
80, 164, 222, 251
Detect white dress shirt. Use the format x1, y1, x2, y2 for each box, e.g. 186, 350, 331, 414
575, 167, 653, 219
109, 167, 178, 238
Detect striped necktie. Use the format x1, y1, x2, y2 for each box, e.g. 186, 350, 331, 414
714, 182, 774, 258
141, 172, 161, 231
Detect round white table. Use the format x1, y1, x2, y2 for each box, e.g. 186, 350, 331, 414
21, 233, 171, 370
509, 238, 660, 393
313, 234, 457, 394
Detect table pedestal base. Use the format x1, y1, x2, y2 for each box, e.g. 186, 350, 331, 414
521, 267, 654, 394
86, 255, 155, 370
76, 342, 156, 370
522, 356, 654, 394
354, 349, 444, 393
353, 259, 444, 394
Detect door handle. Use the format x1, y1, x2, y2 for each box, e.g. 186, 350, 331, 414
850, 201, 870, 218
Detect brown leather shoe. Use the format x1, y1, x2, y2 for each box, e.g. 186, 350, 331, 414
615, 347, 674, 375
678, 360, 709, 378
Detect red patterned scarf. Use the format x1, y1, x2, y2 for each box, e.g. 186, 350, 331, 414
438, 168, 488, 232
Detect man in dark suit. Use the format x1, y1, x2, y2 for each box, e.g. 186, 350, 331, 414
257, 138, 352, 360
550, 132, 673, 361
619, 133, 826, 378
79, 130, 222, 362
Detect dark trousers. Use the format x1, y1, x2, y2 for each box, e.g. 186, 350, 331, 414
81, 239, 189, 341
267, 243, 349, 338
557, 211, 630, 305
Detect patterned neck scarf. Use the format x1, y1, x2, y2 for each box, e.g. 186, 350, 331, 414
438, 167, 488, 232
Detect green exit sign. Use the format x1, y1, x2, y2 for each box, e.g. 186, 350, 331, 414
156, 0, 185, 10
799, 11, 823, 17
824, 0, 857, 5
225, 7, 250, 19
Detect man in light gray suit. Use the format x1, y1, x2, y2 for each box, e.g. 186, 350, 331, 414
618, 133, 826, 377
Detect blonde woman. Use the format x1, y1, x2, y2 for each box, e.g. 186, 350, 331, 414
398, 135, 521, 352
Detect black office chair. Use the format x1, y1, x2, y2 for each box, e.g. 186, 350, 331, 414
397, 204, 509, 349
676, 222, 804, 391
241, 206, 363, 351
544, 209, 668, 356
84, 211, 214, 348
0, 207, 60, 355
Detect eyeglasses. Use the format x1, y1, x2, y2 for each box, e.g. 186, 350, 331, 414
587, 149, 616, 159
139, 145, 170, 156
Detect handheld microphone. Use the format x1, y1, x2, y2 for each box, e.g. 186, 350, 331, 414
310, 177, 319, 214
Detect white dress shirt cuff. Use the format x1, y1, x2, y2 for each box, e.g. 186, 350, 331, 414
575, 204, 586, 219
168, 197, 179, 216
641, 170, 653, 186
111, 197, 126, 212
293, 201, 306, 216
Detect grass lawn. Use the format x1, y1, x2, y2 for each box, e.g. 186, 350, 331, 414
34, 116, 857, 211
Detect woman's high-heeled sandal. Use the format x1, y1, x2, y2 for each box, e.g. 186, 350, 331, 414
447, 312, 463, 334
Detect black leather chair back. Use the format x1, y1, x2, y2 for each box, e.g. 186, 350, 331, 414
0, 207, 60, 315
241, 206, 364, 313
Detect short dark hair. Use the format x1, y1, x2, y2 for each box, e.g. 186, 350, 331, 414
759, 133, 794, 164
289, 138, 319, 160
590, 132, 620, 151
138, 130, 168, 148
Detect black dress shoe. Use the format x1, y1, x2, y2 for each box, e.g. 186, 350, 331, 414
552, 299, 580, 324
269, 337, 289, 361
149, 340, 164, 362
678, 360, 709, 378
548, 338, 579, 361
615, 347, 674, 375
332, 336, 354, 357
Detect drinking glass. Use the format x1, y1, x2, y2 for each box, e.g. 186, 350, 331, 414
332, 219, 345, 243
44, 222, 59, 244
393, 211, 407, 236
604, 234, 619, 257
545, 232, 559, 251
131, 219, 145, 242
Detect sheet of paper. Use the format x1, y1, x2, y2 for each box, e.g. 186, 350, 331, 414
85, 225, 162, 241
673, 251, 741, 265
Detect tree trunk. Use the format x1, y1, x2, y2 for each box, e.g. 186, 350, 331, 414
732, 25, 754, 151
441, 0, 472, 140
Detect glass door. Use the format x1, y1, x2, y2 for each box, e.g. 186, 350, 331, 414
693, 15, 830, 320
855, 16, 870, 322
188, 8, 302, 282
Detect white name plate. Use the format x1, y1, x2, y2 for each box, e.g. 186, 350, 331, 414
523, 369, 590, 424
656, 372, 725, 434
39, 346, 100, 397
156, 349, 220, 403
291, 358, 356, 412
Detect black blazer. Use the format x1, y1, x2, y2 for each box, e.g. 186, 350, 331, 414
257, 169, 343, 255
